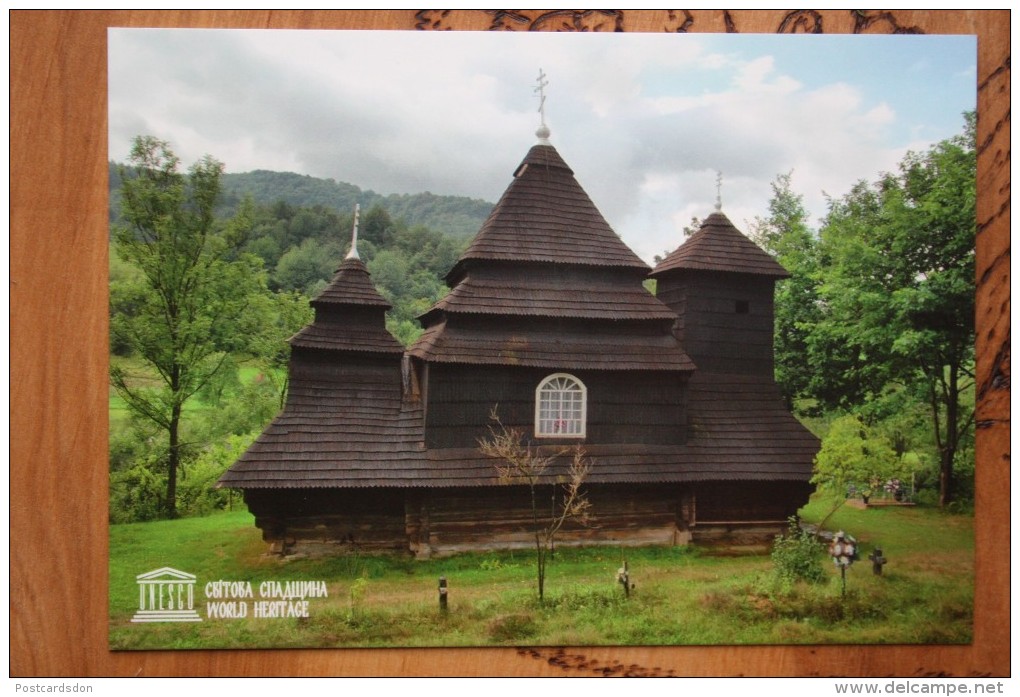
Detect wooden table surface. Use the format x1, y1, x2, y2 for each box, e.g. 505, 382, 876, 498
10, 10, 1010, 677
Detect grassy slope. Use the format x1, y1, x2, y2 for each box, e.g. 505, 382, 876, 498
109, 356, 279, 431
109, 496, 973, 649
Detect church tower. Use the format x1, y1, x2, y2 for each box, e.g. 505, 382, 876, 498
651, 210, 789, 376
651, 209, 817, 539
408, 78, 693, 451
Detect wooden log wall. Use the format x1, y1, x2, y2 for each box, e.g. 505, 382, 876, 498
657, 272, 777, 375
287, 350, 405, 411
12, 9, 1008, 678
689, 481, 807, 526
691, 522, 788, 547
288, 348, 403, 383
694, 480, 812, 522
691, 481, 813, 546
248, 484, 693, 557
245, 489, 409, 554
421, 484, 686, 555
447, 312, 675, 337
245, 481, 812, 553
425, 364, 687, 448
244, 483, 811, 558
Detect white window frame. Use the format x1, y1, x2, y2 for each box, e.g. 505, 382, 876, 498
535, 373, 587, 439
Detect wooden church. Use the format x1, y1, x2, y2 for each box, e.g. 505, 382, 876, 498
219, 119, 819, 557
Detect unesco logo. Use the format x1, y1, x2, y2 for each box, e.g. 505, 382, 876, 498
130, 567, 202, 623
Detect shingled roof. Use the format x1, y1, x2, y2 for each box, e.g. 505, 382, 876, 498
289, 257, 404, 354
223, 141, 814, 493
219, 253, 415, 489
447, 144, 649, 284
310, 257, 394, 311
420, 275, 679, 323
217, 367, 426, 489
408, 320, 695, 371
218, 370, 815, 489
411, 141, 693, 372
651, 211, 790, 279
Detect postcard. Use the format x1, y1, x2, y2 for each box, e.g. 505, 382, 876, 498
107, 28, 976, 650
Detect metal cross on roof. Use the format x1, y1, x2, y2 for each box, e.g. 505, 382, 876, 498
535, 68, 551, 143
535, 68, 549, 124
715, 171, 723, 212
345, 203, 361, 260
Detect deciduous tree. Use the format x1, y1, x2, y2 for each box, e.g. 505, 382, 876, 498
478, 410, 593, 603
809, 114, 975, 505
111, 136, 268, 518
749, 172, 821, 408
811, 415, 902, 496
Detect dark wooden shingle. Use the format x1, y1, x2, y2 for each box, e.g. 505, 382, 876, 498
411, 142, 694, 373
652, 211, 790, 279
447, 144, 649, 284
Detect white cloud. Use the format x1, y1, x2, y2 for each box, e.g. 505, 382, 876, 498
109, 29, 974, 264
863, 103, 896, 126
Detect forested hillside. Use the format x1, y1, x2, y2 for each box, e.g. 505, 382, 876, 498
109, 163, 493, 240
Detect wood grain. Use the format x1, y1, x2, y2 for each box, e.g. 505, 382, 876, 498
10, 10, 1009, 676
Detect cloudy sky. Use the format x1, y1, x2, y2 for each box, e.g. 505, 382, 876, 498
109, 29, 975, 263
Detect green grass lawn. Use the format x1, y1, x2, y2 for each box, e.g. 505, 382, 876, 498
109, 495, 973, 649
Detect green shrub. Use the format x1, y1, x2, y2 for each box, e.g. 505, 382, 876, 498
539, 584, 627, 613
912, 488, 940, 507
176, 432, 258, 517
771, 517, 827, 588
109, 462, 166, 523
348, 577, 369, 619
812, 415, 902, 495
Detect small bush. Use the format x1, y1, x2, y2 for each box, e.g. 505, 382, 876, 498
109, 462, 166, 523
771, 517, 827, 588
348, 577, 369, 619
177, 431, 259, 517
546, 584, 625, 612
912, 488, 940, 507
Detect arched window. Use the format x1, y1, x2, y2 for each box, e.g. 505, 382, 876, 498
535, 373, 587, 438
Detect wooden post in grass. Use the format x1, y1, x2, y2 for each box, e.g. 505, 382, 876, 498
616, 561, 630, 598
868, 548, 887, 576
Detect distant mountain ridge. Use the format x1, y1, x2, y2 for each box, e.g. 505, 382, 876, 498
109, 163, 494, 240
221, 170, 494, 240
